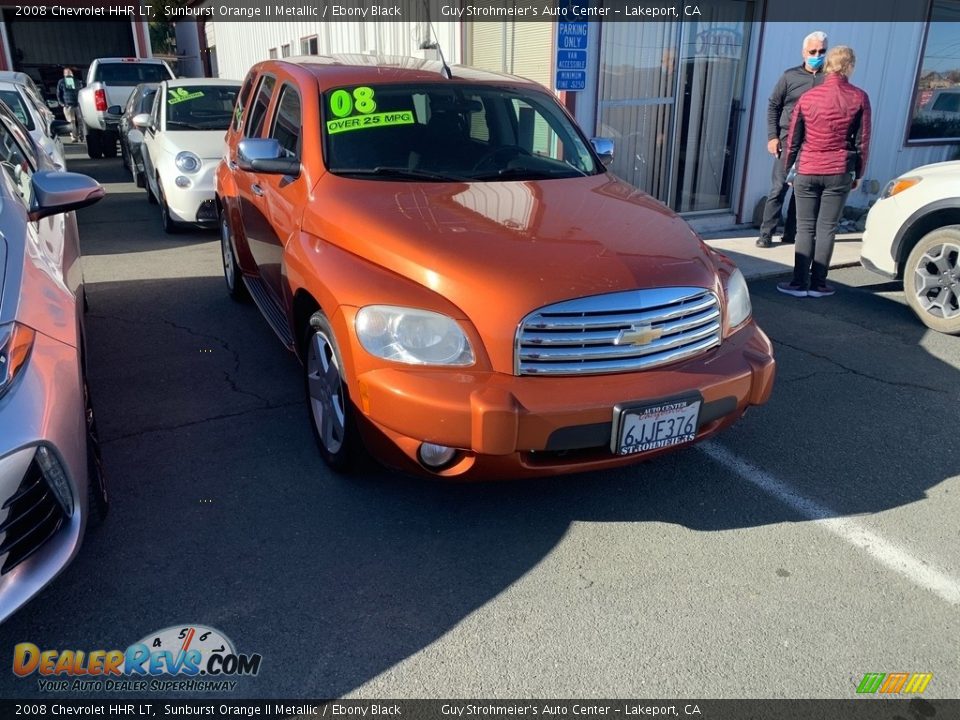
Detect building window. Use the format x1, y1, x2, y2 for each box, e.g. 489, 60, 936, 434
269, 48, 278, 59
908, 0, 960, 143
301, 36, 318, 55
281, 44, 291, 58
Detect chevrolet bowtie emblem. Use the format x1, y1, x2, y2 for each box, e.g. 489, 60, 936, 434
615, 324, 664, 346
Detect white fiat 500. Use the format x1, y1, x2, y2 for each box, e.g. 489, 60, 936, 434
136, 78, 241, 232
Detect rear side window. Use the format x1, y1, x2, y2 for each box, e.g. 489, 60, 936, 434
245, 75, 276, 138
0, 89, 34, 131
270, 85, 301, 158
0, 117, 35, 206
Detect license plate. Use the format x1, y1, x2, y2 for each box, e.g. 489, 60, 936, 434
612, 398, 702, 456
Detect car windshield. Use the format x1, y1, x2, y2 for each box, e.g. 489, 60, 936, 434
165, 85, 239, 131
96, 63, 171, 85
322, 83, 600, 182
0, 90, 34, 131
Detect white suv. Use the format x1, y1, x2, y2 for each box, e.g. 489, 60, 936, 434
860, 160, 960, 335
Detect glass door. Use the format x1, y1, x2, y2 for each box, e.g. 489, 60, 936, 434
598, 1, 755, 213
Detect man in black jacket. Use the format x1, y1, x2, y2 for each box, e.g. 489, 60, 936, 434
56, 68, 83, 143
756, 31, 827, 248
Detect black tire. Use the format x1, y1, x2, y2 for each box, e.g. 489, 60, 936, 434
102, 132, 118, 158
146, 176, 157, 205
86, 129, 103, 159
84, 382, 109, 527
220, 208, 249, 302
135, 170, 145, 189
304, 312, 360, 473
158, 183, 179, 234
903, 225, 960, 335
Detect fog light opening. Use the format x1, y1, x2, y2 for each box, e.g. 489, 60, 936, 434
35, 445, 74, 516
418, 442, 457, 469
175, 175, 192, 188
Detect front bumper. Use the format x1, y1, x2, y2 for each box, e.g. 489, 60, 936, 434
861, 195, 905, 278
162, 160, 219, 226
0, 331, 87, 622
347, 321, 775, 479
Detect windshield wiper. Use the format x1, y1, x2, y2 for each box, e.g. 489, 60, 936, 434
166, 121, 205, 130
470, 167, 576, 182
336, 166, 469, 182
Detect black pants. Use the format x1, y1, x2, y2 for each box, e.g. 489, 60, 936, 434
792, 173, 854, 288
759, 147, 796, 241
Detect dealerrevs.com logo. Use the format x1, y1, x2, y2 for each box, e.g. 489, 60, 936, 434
13, 625, 262, 692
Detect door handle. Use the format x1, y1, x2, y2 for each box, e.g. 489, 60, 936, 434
251, 184, 264, 197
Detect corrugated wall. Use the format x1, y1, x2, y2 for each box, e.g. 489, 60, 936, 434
208, 21, 462, 81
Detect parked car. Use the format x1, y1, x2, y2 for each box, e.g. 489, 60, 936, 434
861, 160, 960, 335
215, 56, 776, 480
78, 57, 174, 159
0, 100, 107, 622
0, 71, 55, 128
0, 79, 68, 169
114, 82, 157, 187
138, 78, 241, 232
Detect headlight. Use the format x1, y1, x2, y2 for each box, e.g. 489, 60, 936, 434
724, 268, 752, 332
881, 176, 920, 199
0, 322, 36, 397
355, 306, 474, 366
175, 151, 201, 174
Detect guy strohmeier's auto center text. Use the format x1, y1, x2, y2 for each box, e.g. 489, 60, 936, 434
11, 3, 703, 20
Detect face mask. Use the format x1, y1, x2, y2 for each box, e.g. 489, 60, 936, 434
807, 55, 825, 71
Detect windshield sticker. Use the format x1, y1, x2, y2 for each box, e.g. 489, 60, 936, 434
329, 86, 377, 118
326, 110, 414, 135
168, 88, 205, 105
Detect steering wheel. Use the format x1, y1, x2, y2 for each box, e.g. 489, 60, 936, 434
472, 145, 532, 172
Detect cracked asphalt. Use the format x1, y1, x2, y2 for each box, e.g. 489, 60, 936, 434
2, 144, 959, 701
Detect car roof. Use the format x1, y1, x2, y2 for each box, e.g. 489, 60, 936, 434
265, 54, 543, 89
165, 78, 242, 88
94, 57, 168, 64
0, 71, 33, 85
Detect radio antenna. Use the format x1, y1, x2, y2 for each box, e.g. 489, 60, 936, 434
422, 0, 453, 78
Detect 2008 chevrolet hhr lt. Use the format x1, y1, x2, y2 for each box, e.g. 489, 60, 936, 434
216, 55, 775, 479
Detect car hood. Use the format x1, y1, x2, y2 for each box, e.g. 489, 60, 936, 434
308, 173, 723, 369
163, 130, 227, 159
902, 160, 960, 182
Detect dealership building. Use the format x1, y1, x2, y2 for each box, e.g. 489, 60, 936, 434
181, 0, 959, 227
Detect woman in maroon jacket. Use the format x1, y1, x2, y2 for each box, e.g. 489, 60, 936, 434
778, 46, 871, 297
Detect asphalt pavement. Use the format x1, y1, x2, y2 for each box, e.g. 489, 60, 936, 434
2, 144, 957, 701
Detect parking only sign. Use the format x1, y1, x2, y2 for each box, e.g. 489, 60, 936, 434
555, 13, 588, 91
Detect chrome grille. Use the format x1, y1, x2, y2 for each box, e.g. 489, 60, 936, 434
516, 287, 721, 375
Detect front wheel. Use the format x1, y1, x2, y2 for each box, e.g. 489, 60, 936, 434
904, 225, 960, 335
158, 183, 180, 234
84, 382, 109, 527
220, 209, 249, 302
304, 313, 359, 472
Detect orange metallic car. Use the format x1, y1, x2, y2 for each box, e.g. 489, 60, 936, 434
216, 55, 775, 479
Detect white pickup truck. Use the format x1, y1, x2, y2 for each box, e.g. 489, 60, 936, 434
78, 57, 174, 159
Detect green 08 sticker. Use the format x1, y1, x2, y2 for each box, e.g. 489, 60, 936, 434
329, 87, 377, 117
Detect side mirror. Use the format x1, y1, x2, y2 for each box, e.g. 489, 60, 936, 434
237, 138, 300, 176
28, 170, 105, 222
132, 113, 151, 130
107, 105, 123, 116
590, 137, 614, 167
50, 119, 73, 137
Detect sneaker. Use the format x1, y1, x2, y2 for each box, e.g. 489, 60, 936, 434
808, 283, 835, 298
776, 281, 808, 297
756, 236, 773, 249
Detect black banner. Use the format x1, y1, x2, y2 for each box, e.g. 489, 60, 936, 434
0, 699, 956, 720
0, 0, 938, 23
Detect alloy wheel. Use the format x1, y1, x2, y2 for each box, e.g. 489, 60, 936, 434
913, 241, 960, 320
306, 330, 346, 455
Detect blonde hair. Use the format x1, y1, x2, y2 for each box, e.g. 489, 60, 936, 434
825, 46, 856, 76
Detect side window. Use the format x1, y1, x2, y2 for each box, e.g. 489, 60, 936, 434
0, 118, 35, 207
125, 88, 140, 116
269, 85, 301, 158
140, 90, 157, 114
245, 75, 276, 138
232, 75, 255, 132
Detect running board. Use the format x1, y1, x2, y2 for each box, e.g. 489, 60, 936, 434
242, 275, 295, 350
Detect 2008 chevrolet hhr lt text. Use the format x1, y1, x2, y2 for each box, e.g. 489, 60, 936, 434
216, 55, 775, 479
